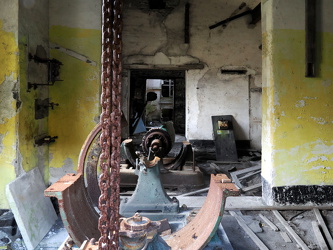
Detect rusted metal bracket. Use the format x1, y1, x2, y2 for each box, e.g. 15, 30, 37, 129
44, 173, 100, 246
164, 174, 239, 249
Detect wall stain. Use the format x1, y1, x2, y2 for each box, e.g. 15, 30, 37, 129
48, 25, 100, 175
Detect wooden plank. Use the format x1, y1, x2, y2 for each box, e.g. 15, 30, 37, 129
229, 211, 269, 250
207, 160, 243, 164
313, 208, 333, 249
231, 165, 261, 176
177, 187, 209, 197
238, 170, 261, 180
312, 221, 329, 250
259, 213, 279, 231
174, 196, 333, 210
230, 172, 243, 189
241, 182, 262, 192
280, 232, 292, 243
272, 210, 310, 250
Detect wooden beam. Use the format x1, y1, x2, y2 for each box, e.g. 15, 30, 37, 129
280, 232, 292, 243
174, 196, 333, 210
312, 221, 329, 250
313, 208, 333, 249
272, 210, 310, 250
259, 213, 279, 231
230, 211, 269, 250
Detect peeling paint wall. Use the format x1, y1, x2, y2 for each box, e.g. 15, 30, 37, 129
262, 0, 333, 204
19, 0, 50, 181
48, 1, 101, 181
46, 0, 262, 184
123, 0, 262, 148
0, 1, 20, 209
0, 0, 50, 209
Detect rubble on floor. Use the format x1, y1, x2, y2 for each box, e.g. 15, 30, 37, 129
3, 145, 333, 249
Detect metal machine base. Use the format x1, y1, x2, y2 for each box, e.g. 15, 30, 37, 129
120, 160, 180, 221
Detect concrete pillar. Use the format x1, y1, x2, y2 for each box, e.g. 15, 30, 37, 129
0, 0, 49, 209
0, 1, 19, 209
262, 0, 333, 205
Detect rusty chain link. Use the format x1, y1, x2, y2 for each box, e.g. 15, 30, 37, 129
98, 0, 123, 249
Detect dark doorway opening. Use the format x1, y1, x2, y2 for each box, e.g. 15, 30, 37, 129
129, 70, 185, 135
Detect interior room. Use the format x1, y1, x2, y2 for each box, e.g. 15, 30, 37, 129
1, 0, 333, 249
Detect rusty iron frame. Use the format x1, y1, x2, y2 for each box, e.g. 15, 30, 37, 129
164, 174, 239, 249
45, 173, 238, 249
45, 173, 100, 246
75, 123, 202, 209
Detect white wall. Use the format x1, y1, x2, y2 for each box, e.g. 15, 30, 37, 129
123, 0, 262, 149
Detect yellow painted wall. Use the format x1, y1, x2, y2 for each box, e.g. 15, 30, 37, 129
262, 29, 333, 187
0, 20, 19, 208
18, 36, 39, 174
48, 25, 101, 178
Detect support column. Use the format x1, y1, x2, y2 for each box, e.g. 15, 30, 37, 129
262, 0, 333, 205
0, 1, 19, 209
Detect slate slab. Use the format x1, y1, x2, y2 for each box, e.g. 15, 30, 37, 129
6, 167, 57, 250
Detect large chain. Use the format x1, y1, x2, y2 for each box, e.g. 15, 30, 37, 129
98, 0, 123, 249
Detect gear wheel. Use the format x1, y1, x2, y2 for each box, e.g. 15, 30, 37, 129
141, 128, 172, 158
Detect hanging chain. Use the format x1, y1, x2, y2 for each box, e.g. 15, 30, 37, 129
98, 0, 123, 249
110, 0, 123, 247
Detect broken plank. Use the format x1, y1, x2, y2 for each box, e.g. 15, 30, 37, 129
177, 187, 209, 197
175, 196, 333, 210
313, 208, 333, 249
230, 172, 243, 189
312, 221, 329, 250
259, 213, 279, 231
207, 160, 243, 164
225, 196, 333, 210
238, 170, 261, 180
280, 232, 292, 243
241, 183, 262, 192
272, 210, 310, 250
229, 211, 269, 250
231, 165, 261, 176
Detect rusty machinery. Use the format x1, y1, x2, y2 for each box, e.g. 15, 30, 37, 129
45, 123, 239, 249
44, 0, 239, 249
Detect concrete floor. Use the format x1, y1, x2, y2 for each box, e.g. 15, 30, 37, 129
6, 200, 333, 249
4, 140, 333, 250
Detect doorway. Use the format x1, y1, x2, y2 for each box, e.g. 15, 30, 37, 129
129, 70, 185, 135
